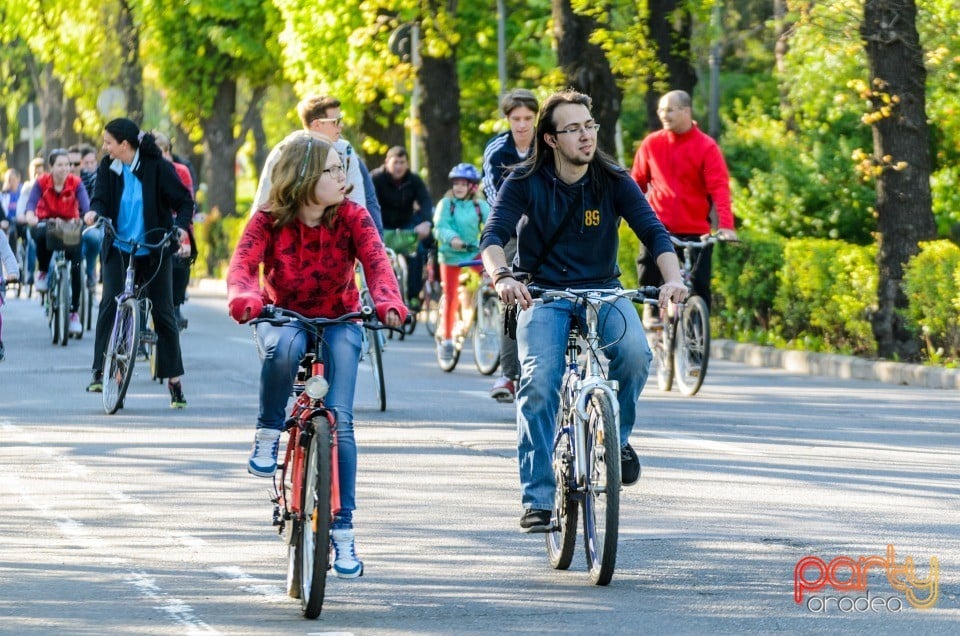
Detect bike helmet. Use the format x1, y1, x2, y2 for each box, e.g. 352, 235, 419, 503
448, 163, 480, 183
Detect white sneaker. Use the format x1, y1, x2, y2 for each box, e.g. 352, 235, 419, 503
69, 312, 82, 335
438, 339, 455, 362
247, 429, 281, 477
331, 528, 364, 578
35, 272, 48, 292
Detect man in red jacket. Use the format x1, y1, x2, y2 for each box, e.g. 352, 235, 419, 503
630, 90, 737, 312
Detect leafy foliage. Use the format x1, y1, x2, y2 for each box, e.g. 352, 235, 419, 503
902, 240, 960, 362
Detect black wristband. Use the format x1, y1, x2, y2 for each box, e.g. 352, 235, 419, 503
492, 266, 515, 284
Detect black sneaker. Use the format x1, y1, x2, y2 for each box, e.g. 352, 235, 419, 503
520, 509, 552, 533
621, 443, 641, 486
86, 371, 103, 393
168, 380, 187, 409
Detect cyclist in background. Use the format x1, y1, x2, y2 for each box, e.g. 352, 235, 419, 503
15, 157, 47, 286
23, 148, 90, 336
371, 146, 433, 308
481, 88, 539, 403
227, 134, 405, 579
480, 90, 687, 532
2, 169, 21, 254
433, 163, 490, 363
71, 143, 103, 292
82, 118, 193, 408
630, 89, 737, 318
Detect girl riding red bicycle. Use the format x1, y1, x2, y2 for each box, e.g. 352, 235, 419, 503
227, 133, 405, 579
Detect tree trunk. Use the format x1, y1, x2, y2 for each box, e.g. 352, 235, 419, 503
201, 80, 239, 217
773, 0, 796, 131
38, 66, 64, 153
861, 0, 936, 360
552, 0, 622, 156
419, 53, 462, 202
645, 0, 698, 131
117, 0, 143, 123
359, 92, 406, 169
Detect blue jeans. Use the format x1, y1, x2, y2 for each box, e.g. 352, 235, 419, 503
255, 321, 362, 528
82, 226, 103, 282
515, 294, 652, 510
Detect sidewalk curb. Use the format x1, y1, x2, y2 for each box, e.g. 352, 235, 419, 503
713, 339, 960, 390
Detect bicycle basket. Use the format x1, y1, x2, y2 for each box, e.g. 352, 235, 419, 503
46, 218, 83, 249
383, 229, 419, 254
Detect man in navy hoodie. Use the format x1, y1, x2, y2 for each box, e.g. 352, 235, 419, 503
480, 90, 688, 533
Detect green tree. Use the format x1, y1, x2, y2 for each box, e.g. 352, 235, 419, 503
142, 0, 282, 216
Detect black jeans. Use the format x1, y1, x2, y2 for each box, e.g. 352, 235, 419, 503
637, 236, 714, 310
32, 225, 82, 313
92, 248, 184, 379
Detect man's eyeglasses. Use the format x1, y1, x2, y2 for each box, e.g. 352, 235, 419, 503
322, 164, 345, 177
314, 117, 343, 127
554, 123, 600, 136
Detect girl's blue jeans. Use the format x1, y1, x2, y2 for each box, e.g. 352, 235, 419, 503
255, 320, 362, 529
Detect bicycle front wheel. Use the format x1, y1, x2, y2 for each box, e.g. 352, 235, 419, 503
673, 296, 710, 396
546, 401, 578, 570
472, 289, 501, 376
582, 392, 620, 585
103, 298, 140, 414
57, 266, 70, 346
299, 416, 333, 619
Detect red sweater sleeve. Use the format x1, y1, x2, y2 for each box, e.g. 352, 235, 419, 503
702, 141, 734, 230
226, 211, 269, 303
630, 145, 650, 192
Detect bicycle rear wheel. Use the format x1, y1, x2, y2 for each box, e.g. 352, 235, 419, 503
673, 296, 710, 396
473, 289, 501, 376
47, 273, 60, 345
421, 287, 441, 337
299, 416, 333, 619
582, 392, 619, 585
435, 296, 461, 372
546, 400, 578, 569
653, 318, 675, 392
103, 298, 140, 414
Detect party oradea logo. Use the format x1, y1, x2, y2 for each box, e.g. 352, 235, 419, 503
794, 544, 939, 612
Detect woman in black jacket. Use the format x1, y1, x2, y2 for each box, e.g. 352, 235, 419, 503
82, 118, 194, 408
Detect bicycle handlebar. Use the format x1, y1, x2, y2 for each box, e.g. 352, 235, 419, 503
529, 285, 660, 306
251, 304, 403, 334
669, 233, 739, 249
89, 216, 179, 252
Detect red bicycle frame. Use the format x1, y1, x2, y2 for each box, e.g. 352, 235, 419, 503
279, 359, 341, 525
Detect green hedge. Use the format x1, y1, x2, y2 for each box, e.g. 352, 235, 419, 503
902, 240, 960, 363
773, 238, 877, 355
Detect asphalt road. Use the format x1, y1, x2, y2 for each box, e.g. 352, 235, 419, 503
1, 285, 958, 635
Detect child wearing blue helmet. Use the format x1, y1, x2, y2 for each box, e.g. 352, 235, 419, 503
432, 163, 491, 363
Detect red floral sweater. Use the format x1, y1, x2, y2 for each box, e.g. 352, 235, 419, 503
227, 199, 406, 324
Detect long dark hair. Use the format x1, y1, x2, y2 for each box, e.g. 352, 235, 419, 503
105, 117, 162, 160
512, 89, 623, 201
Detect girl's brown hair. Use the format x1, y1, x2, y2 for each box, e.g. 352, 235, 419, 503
267, 133, 340, 229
